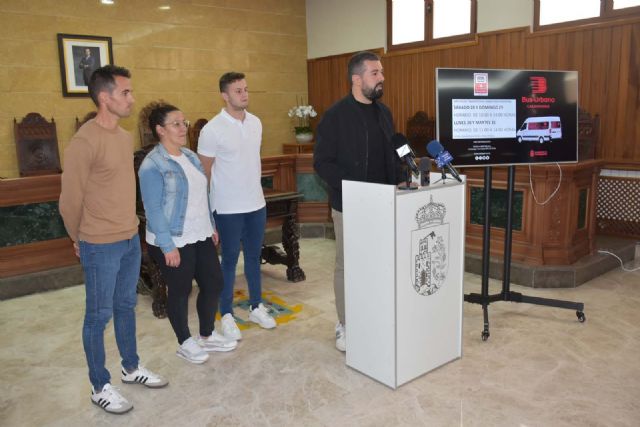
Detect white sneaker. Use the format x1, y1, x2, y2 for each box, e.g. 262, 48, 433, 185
176, 337, 209, 364
221, 313, 242, 340
197, 331, 238, 352
121, 364, 169, 388
335, 322, 346, 352
249, 303, 277, 329
91, 383, 133, 414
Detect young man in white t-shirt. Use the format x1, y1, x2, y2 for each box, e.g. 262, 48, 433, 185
198, 72, 276, 340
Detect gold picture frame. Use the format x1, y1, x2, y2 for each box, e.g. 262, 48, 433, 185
57, 33, 113, 97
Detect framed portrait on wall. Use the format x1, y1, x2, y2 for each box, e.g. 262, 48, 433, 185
57, 33, 113, 97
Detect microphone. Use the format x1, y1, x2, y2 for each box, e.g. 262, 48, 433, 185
419, 157, 431, 186
426, 140, 463, 183
391, 133, 419, 177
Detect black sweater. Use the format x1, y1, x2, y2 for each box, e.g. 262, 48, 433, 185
314, 94, 402, 212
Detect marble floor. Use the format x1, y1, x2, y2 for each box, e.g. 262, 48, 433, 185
1, 239, 639, 427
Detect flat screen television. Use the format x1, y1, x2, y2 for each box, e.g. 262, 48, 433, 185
435, 68, 578, 167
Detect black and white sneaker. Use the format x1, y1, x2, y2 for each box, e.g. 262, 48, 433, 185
121, 365, 168, 388
91, 383, 133, 414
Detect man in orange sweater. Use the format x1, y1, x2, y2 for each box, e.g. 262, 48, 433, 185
59, 65, 167, 415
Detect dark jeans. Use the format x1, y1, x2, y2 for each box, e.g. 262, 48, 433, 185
214, 206, 266, 315
148, 238, 223, 344
79, 235, 141, 390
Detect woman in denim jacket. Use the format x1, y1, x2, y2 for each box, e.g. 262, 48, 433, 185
138, 104, 237, 364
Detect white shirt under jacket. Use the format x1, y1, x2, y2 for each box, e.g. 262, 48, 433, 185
146, 152, 213, 249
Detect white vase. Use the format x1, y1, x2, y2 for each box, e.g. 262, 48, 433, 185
295, 132, 314, 143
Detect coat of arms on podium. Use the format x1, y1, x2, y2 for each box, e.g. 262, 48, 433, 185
411, 195, 449, 296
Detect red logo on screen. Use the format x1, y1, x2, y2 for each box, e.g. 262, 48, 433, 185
530, 77, 547, 94
523, 76, 555, 106
529, 150, 549, 158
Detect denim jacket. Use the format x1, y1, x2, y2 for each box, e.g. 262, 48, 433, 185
138, 143, 215, 253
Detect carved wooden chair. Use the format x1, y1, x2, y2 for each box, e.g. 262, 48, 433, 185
188, 118, 208, 152
134, 101, 170, 318
578, 108, 600, 161
132, 110, 212, 317
133, 144, 168, 318
13, 113, 61, 177
138, 99, 168, 147
74, 111, 97, 131
406, 111, 435, 158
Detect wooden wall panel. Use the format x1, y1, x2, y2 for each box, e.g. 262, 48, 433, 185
0, 174, 61, 207
461, 161, 602, 265
294, 154, 331, 223
633, 25, 640, 161
308, 19, 640, 168
261, 155, 297, 193
307, 48, 384, 129
0, 238, 78, 278
298, 202, 331, 223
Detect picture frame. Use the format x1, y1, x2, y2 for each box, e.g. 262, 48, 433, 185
57, 33, 113, 97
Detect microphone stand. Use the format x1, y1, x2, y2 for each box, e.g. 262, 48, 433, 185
431, 167, 449, 185
397, 165, 416, 190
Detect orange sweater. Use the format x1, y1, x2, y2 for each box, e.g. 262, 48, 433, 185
59, 119, 139, 244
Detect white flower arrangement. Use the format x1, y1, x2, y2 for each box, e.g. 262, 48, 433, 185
287, 104, 317, 134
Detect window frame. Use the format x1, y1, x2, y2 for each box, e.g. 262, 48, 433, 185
386, 0, 478, 51
534, 0, 640, 32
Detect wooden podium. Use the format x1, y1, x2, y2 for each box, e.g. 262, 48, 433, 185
282, 143, 314, 154
462, 160, 602, 266
342, 175, 466, 389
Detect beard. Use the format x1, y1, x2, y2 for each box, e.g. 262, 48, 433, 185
363, 82, 384, 101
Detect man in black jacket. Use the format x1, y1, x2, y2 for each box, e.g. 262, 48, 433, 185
314, 51, 402, 352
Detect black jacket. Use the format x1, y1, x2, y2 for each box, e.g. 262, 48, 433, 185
314, 94, 402, 212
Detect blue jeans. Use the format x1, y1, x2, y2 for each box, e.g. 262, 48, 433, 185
214, 206, 266, 315
79, 236, 141, 390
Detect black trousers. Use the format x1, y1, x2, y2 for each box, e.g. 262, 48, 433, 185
148, 238, 223, 344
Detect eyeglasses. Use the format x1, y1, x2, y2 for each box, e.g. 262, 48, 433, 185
163, 120, 190, 129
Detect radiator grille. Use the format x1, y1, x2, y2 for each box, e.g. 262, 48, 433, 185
596, 175, 640, 237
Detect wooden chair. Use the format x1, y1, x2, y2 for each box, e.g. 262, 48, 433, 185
133, 105, 211, 317
406, 111, 435, 158
133, 100, 168, 318
13, 113, 61, 177
133, 143, 168, 318
578, 108, 599, 161
74, 111, 97, 131
188, 118, 208, 152
137, 100, 166, 147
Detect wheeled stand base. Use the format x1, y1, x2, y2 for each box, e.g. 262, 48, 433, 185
464, 166, 586, 341
464, 291, 586, 341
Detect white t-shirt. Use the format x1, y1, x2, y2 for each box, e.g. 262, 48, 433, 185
146, 153, 213, 249
197, 108, 266, 214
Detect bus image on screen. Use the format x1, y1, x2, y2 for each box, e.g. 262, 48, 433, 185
516, 116, 562, 144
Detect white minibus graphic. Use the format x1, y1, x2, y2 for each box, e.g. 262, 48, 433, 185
516, 116, 562, 143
